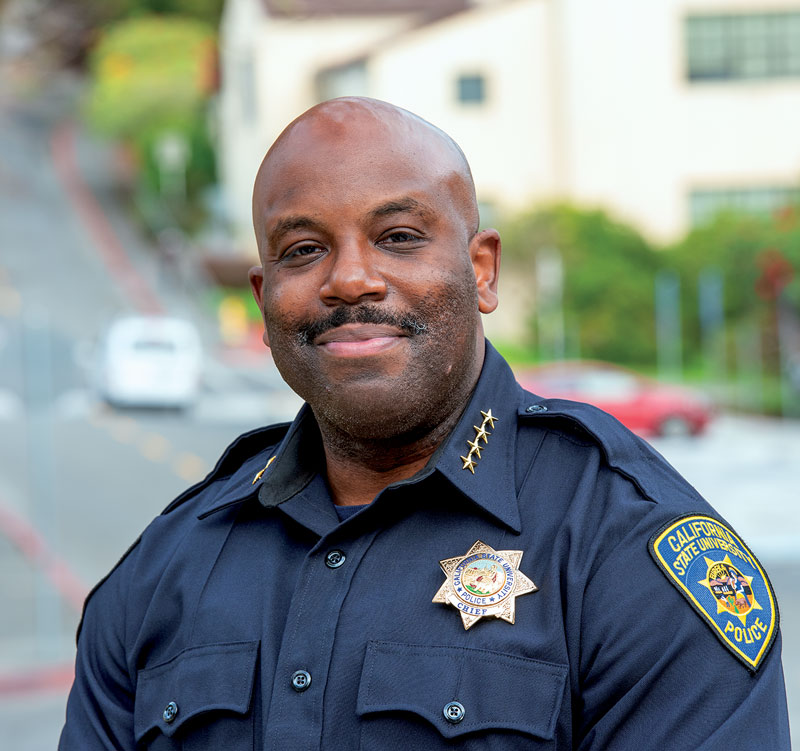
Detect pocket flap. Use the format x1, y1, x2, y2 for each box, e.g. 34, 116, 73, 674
357, 641, 567, 740
134, 640, 259, 741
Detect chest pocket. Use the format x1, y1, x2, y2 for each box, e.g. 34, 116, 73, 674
357, 641, 567, 749
134, 640, 259, 750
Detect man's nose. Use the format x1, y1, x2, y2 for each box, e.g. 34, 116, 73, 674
319, 241, 387, 305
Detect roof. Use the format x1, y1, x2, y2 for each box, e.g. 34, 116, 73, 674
261, 0, 469, 19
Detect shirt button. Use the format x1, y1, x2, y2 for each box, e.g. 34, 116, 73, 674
443, 701, 465, 724
525, 404, 548, 413
162, 701, 179, 723
325, 549, 346, 569
291, 669, 312, 692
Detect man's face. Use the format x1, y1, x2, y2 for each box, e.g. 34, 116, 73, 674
250, 103, 499, 442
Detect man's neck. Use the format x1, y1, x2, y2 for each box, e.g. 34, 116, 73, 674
318, 408, 461, 507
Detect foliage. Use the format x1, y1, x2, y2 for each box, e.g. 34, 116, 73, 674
85, 15, 217, 231
85, 16, 215, 139
499, 205, 660, 365
662, 207, 800, 374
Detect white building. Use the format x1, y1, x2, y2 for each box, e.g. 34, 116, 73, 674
218, 0, 800, 249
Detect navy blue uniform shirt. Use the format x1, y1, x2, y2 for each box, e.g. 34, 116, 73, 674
60, 342, 791, 749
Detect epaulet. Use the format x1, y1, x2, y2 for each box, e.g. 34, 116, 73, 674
517, 394, 703, 507
75, 421, 293, 644
161, 421, 293, 515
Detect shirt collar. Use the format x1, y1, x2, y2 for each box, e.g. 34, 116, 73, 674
423, 340, 522, 532
195, 444, 277, 519
257, 403, 323, 510
256, 339, 523, 533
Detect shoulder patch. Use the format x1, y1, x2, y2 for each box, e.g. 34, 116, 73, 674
649, 514, 778, 671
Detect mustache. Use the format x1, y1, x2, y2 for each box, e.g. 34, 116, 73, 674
297, 305, 428, 346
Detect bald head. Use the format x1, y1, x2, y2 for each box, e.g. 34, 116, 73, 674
252, 97, 480, 255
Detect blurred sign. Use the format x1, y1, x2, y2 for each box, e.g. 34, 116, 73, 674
756, 248, 793, 301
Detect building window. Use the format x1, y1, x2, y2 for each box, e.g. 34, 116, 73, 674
686, 12, 800, 81
457, 74, 486, 104
689, 186, 800, 226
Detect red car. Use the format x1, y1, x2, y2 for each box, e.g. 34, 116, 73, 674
514, 361, 713, 437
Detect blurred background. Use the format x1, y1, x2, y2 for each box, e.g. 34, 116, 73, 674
0, 0, 798, 746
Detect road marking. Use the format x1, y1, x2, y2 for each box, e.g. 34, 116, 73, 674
138, 432, 171, 462
107, 416, 138, 444
0, 501, 88, 614
173, 452, 207, 483
0, 663, 75, 696
49, 121, 163, 315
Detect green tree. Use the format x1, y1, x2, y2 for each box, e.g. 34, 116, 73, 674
500, 205, 660, 365
663, 207, 800, 373
86, 16, 215, 139
85, 15, 217, 230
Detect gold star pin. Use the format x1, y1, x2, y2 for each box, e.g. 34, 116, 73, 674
466, 438, 483, 459
432, 540, 537, 629
473, 425, 490, 444
251, 455, 276, 485
459, 408, 497, 473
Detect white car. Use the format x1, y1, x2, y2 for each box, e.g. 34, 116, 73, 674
98, 316, 203, 409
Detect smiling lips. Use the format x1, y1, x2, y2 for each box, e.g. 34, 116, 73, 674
314, 324, 407, 356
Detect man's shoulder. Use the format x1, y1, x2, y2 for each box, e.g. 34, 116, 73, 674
515, 392, 707, 513
161, 420, 294, 517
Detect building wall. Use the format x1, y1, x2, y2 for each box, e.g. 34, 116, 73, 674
219, 0, 416, 251
218, 0, 264, 250
559, 0, 800, 240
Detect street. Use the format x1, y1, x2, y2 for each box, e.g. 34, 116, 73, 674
1, 82, 797, 748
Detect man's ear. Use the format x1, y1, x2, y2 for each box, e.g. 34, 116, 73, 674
469, 229, 501, 314
247, 265, 270, 348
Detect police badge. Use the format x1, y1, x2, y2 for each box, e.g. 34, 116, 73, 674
433, 540, 537, 629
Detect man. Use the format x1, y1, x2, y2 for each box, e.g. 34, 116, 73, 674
61, 98, 790, 749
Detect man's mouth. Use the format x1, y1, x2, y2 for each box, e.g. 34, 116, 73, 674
314, 324, 406, 356
297, 305, 428, 348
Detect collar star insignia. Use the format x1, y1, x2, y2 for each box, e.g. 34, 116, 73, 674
251, 455, 276, 485
432, 540, 537, 629
473, 424, 490, 444
466, 438, 483, 459
459, 407, 497, 473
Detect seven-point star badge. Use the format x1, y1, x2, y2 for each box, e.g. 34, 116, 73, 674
432, 540, 537, 629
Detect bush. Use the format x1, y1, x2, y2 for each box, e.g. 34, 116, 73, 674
84, 15, 217, 230
500, 205, 660, 365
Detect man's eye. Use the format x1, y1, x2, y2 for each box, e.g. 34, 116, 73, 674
378, 230, 423, 245
281, 244, 325, 264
